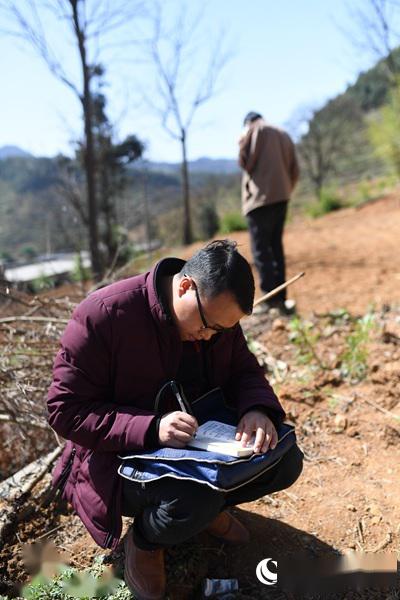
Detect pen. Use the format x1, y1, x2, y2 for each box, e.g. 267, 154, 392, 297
169, 381, 197, 437
169, 380, 193, 415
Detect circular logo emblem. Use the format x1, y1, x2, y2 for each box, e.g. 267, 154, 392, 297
256, 558, 278, 585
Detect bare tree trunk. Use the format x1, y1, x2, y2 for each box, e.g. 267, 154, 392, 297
102, 195, 113, 265
143, 162, 152, 254
180, 129, 193, 245
70, 0, 102, 280
316, 180, 323, 202
99, 166, 117, 266
145, 7, 228, 247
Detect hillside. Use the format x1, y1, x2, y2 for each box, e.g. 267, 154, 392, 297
2, 47, 400, 263
295, 47, 400, 194
0, 191, 399, 599
0, 153, 241, 260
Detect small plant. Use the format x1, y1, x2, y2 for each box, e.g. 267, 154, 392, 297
327, 395, 339, 411
340, 313, 375, 382
219, 211, 247, 233
289, 316, 326, 369
21, 558, 129, 600
71, 253, 91, 283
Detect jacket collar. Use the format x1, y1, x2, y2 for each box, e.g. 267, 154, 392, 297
146, 257, 186, 326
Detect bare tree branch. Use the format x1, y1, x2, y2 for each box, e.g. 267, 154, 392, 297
1, 0, 80, 97
142, 2, 230, 244
1, 0, 146, 278
343, 0, 400, 78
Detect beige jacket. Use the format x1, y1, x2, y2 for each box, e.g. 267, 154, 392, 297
238, 119, 299, 216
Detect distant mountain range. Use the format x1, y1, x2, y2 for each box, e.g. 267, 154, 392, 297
0, 145, 33, 159
138, 157, 239, 174
0, 145, 239, 174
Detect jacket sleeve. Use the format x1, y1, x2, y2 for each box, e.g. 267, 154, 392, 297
47, 296, 156, 452
288, 137, 300, 188
238, 127, 262, 174
226, 326, 286, 426
238, 130, 251, 169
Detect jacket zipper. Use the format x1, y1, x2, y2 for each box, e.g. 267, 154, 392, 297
56, 446, 76, 494
104, 475, 124, 549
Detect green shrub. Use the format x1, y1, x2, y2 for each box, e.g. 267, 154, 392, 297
307, 188, 343, 218
30, 274, 55, 293
0, 250, 14, 262
219, 211, 247, 233
20, 245, 38, 261
199, 202, 220, 239
347, 177, 394, 207
368, 82, 400, 176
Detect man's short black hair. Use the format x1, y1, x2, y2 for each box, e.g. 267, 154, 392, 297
243, 111, 262, 126
180, 239, 254, 314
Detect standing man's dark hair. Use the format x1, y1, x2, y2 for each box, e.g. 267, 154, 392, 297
180, 239, 254, 315
238, 112, 299, 314
243, 111, 262, 125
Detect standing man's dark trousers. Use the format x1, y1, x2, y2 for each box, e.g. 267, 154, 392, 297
246, 201, 288, 301
121, 444, 303, 550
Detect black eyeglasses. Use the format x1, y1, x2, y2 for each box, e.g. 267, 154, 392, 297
191, 280, 237, 334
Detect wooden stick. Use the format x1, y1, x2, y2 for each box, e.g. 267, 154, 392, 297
0, 446, 62, 502
253, 272, 305, 306
363, 397, 400, 422
0, 316, 69, 324
370, 531, 392, 553
0, 447, 63, 543
0, 414, 49, 429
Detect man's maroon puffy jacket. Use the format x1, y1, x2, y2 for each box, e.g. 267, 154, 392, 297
47, 258, 285, 549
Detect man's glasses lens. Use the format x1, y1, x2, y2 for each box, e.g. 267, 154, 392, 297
193, 283, 236, 333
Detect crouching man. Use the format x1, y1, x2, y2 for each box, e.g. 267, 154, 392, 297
48, 239, 303, 600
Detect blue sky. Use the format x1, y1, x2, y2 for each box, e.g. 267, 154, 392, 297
0, 0, 378, 162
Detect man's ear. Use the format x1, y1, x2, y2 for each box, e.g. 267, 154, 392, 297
178, 275, 192, 297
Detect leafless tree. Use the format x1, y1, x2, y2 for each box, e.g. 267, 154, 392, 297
345, 0, 400, 80
1, 0, 145, 279
296, 96, 363, 200
143, 3, 229, 245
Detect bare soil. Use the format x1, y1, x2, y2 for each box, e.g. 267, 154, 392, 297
1, 193, 400, 599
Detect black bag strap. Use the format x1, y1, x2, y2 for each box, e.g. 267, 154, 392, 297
154, 380, 194, 416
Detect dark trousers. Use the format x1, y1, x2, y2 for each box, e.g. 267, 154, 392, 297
121, 444, 303, 550
247, 202, 288, 300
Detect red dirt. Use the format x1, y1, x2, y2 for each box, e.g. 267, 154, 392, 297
1, 193, 400, 599
236, 192, 400, 315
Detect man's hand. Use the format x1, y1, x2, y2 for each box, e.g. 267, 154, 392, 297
158, 411, 198, 448
235, 409, 277, 453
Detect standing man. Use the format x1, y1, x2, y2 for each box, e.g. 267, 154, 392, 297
47, 240, 303, 600
239, 112, 299, 314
